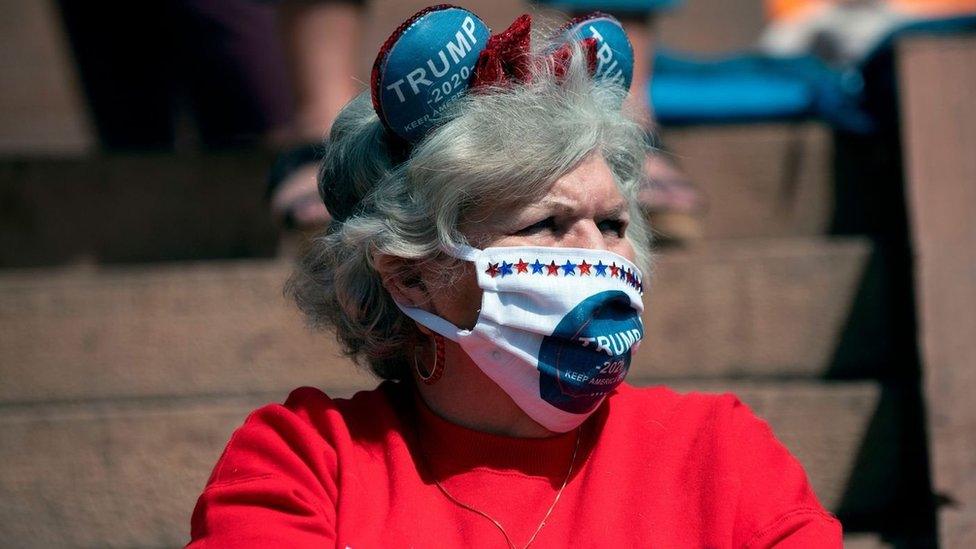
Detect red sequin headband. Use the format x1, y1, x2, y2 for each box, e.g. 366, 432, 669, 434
370, 5, 635, 144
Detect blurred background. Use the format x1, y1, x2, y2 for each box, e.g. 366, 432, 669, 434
1, 0, 975, 547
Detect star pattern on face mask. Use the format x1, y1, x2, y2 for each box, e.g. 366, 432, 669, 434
482, 256, 643, 293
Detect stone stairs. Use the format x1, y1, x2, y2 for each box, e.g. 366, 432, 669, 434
0, 138, 916, 544
0, 236, 885, 401
0, 1, 934, 545
0, 252, 895, 546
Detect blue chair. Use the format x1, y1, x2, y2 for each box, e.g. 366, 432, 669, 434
649, 14, 976, 133
650, 50, 872, 132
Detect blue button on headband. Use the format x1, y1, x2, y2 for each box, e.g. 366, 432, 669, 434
371, 5, 491, 143
560, 13, 635, 92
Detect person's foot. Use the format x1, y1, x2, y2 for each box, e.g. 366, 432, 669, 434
270, 163, 331, 229
269, 162, 332, 256
638, 152, 707, 244
267, 143, 332, 255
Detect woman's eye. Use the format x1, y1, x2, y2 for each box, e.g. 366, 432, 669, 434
516, 216, 556, 235
598, 218, 626, 236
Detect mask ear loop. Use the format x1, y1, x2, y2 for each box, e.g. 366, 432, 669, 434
440, 242, 481, 262
395, 301, 468, 343
392, 243, 482, 342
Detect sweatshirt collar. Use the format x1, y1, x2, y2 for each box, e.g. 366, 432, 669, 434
400, 383, 603, 482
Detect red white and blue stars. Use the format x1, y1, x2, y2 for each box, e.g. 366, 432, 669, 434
484, 257, 643, 292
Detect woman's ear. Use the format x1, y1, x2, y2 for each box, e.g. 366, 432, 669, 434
372, 253, 430, 309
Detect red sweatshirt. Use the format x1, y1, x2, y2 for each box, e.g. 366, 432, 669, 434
188, 381, 842, 548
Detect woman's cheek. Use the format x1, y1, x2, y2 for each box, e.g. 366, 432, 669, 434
614, 239, 637, 262
489, 234, 554, 248
450, 263, 484, 330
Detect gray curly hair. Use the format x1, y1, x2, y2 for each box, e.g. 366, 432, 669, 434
286, 46, 652, 381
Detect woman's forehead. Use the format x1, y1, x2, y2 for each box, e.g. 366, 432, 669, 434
527, 155, 627, 214
463, 155, 627, 234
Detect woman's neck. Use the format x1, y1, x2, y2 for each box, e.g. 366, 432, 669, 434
413, 341, 555, 438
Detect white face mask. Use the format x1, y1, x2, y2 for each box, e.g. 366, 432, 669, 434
396, 243, 646, 432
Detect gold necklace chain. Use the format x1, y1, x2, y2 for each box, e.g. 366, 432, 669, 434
419, 426, 583, 549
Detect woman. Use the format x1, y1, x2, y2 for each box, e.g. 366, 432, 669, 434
188, 6, 841, 547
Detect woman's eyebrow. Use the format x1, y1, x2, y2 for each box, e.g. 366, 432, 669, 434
536, 198, 628, 218
597, 203, 628, 218
535, 197, 574, 215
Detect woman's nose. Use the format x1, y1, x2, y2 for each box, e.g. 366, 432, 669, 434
564, 220, 609, 250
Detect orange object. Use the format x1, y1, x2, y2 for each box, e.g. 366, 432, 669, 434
890, 0, 976, 16
766, 0, 976, 21
766, 0, 829, 21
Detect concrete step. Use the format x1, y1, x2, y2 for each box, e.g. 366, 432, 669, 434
660, 123, 834, 240
899, 35, 976, 549
656, 0, 767, 54
0, 123, 834, 267
0, 394, 271, 548
644, 236, 892, 380
843, 533, 893, 549
0, 0, 759, 155
0, 237, 890, 404
0, 380, 888, 547
0, 152, 279, 268
0, 260, 377, 404
0, 0, 92, 154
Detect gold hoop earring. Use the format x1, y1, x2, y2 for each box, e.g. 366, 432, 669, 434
414, 333, 445, 385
